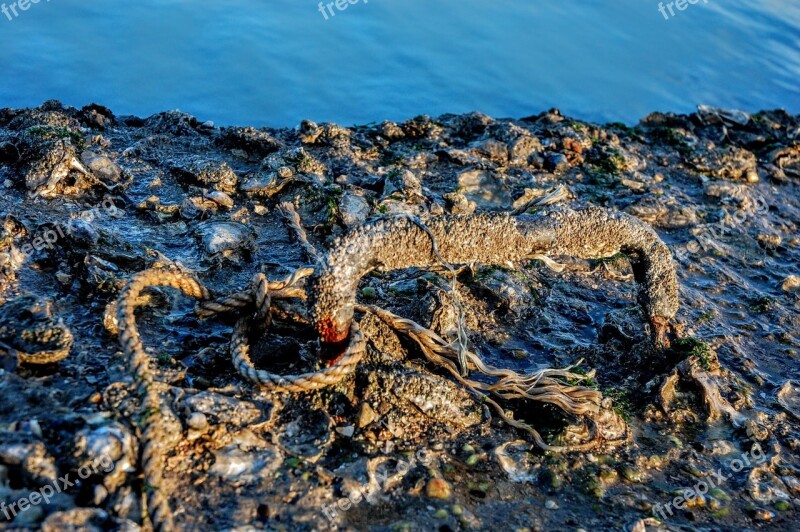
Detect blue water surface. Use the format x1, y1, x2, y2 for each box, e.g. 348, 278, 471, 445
0, 0, 798, 126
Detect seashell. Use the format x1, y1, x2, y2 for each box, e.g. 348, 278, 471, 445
195, 221, 255, 256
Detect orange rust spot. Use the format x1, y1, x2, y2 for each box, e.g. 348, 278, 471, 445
317, 316, 349, 344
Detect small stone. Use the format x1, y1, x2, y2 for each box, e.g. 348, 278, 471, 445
782, 275, 800, 292
474, 139, 509, 164
80, 151, 122, 183
433, 508, 449, 519
544, 153, 570, 174
93, 484, 109, 505
545, 500, 558, 510
254, 205, 268, 215
620, 465, 643, 483
774, 500, 791, 511
451, 504, 463, 516
465, 454, 480, 466
336, 426, 355, 438
357, 403, 378, 428
621, 179, 645, 191
509, 135, 542, 164
598, 467, 619, 485
383, 169, 421, 199
187, 412, 208, 431
425, 478, 452, 500
339, 193, 371, 227
753, 508, 774, 521
177, 160, 238, 194
13, 503, 45, 526
757, 233, 782, 249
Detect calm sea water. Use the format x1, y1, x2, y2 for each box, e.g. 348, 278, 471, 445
0, 0, 798, 127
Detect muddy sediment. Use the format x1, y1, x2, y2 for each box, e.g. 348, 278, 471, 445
0, 100, 798, 530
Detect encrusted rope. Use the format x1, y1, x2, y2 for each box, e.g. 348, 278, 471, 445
117, 268, 210, 532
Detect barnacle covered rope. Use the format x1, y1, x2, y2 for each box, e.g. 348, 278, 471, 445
309, 207, 679, 348
117, 268, 210, 532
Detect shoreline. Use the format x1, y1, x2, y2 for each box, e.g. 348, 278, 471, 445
0, 101, 798, 530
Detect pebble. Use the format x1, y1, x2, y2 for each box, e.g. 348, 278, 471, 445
545, 500, 559, 510
187, 412, 208, 431
433, 508, 449, 519
782, 275, 800, 292
339, 193, 371, 227
774, 500, 791, 511
425, 478, 452, 500
13, 503, 45, 526
357, 403, 378, 428
509, 135, 542, 164
544, 153, 570, 173
80, 151, 122, 183
336, 426, 355, 438
753, 508, 774, 521
185, 160, 238, 194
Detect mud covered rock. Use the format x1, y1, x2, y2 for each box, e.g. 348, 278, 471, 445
689, 145, 759, 182
143, 110, 208, 136
9, 128, 94, 198
216, 126, 282, 158
172, 159, 239, 194
79, 103, 116, 130
195, 220, 255, 257
80, 151, 122, 185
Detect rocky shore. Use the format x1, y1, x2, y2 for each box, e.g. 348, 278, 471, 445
0, 101, 798, 530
